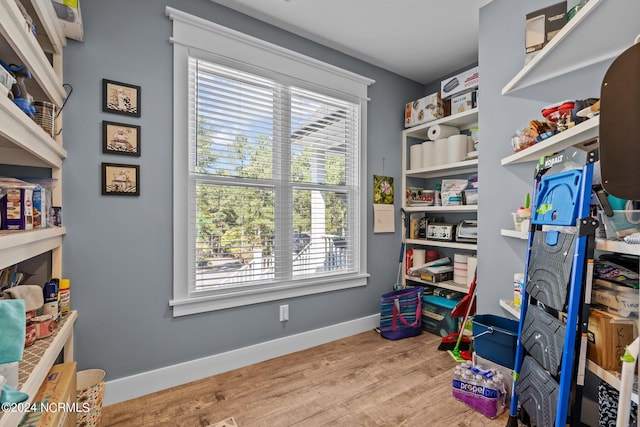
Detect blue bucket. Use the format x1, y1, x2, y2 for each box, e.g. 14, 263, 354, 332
472, 314, 519, 369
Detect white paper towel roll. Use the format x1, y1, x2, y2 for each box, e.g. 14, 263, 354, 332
428, 124, 460, 141
448, 135, 468, 163
422, 140, 435, 167
409, 144, 423, 170
434, 138, 448, 165
413, 249, 426, 267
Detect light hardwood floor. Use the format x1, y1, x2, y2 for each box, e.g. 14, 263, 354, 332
102, 330, 510, 426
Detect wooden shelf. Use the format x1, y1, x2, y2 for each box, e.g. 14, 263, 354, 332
502, 0, 640, 102
0, 311, 77, 427
406, 159, 478, 179
405, 276, 470, 293
403, 108, 478, 139
0, 0, 66, 107
0, 94, 67, 168
501, 116, 599, 165
587, 360, 638, 405
404, 205, 478, 214
406, 238, 477, 251
499, 299, 521, 319
501, 228, 528, 240
23, 0, 66, 55
0, 227, 66, 270
595, 238, 640, 256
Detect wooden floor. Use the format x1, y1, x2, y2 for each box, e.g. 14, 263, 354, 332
102, 330, 510, 427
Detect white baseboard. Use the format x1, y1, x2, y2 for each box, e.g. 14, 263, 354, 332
104, 314, 380, 405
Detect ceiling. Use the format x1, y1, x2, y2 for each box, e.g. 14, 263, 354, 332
210, 0, 492, 84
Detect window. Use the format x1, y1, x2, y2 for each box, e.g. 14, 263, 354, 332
167, 7, 373, 316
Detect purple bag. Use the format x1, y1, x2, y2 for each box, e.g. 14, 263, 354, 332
379, 287, 423, 340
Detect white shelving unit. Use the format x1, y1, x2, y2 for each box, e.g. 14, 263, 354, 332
0, 2, 74, 426
500, 116, 599, 166
500, 2, 640, 416
402, 108, 478, 289
499, 298, 639, 405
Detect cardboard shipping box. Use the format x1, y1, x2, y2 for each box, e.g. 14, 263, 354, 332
19, 363, 77, 427
525, 1, 567, 65
451, 90, 478, 114
404, 92, 450, 128
440, 66, 479, 99
587, 309, 636, 372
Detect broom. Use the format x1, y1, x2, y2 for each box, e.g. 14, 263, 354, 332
438, 271, 477, 362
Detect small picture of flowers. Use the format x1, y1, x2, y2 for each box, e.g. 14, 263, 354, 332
373, 175, 394, 204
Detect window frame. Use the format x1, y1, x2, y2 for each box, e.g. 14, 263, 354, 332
167, 7, 373, 316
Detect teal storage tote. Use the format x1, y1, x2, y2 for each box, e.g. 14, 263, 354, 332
421, 294, 461, 337
472, 314, 519, 369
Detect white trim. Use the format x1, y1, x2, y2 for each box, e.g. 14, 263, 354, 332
103, 314, 380, 405
171, 274, 369, 316
168, 7, 372, 317
165, 6, 374, 100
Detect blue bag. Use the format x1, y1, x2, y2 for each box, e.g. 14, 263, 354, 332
379, 286, 423, 340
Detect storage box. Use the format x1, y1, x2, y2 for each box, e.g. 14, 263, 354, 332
52, 0, 84, 42
463, 188, 478, 205
587, 308, 637, 372
0, 65, 16, 97
32, 186, 50, 228
1, 188, 34, 230
420, 270, 453, 283
473, 352, 514, 398
19, 362, 77, 427
451, 90, 478, 114
421, 294, 460, 337
592, 279, 639, 318
525, 2, 567, 65
441, 66, 479, 99
404, 92, 450, 128
472, 314, 519, 370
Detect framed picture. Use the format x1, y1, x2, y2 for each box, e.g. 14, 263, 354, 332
102, 121, 141, 156
102, 79, 141, 117
101, 163, 140, 196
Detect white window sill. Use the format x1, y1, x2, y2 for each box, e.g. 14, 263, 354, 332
170, 273, 369, 317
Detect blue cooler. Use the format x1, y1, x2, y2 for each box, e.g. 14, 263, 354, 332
472, 314, 519, 369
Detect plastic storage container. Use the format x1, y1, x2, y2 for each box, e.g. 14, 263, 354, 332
472, 314, 519, 369
421, 294, 461, 337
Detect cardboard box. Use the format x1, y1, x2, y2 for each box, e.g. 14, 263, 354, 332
525, 2, 567, 65
420, 270, 454, 283
441, 66, 479, 99
32, 186, 50, 228
587, 309, 636, 372
404, 92, 450, 128
1, 188, 34, 230
19, 362, 77, 427
451, 90, 478, 114
52, 0, 84, 42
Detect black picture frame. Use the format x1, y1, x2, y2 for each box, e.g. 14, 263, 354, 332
102, 79, 141, 117
101, 163, 140, 196
102, 121, 141, 157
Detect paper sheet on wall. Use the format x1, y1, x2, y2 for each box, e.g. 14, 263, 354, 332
373, 204, 395, 233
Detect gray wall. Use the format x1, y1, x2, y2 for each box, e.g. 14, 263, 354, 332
477, 0, 599, 313
61, 0, 423, 380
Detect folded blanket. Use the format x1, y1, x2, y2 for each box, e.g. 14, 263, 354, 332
0, 300, 25, 364
2, 285, 43, 312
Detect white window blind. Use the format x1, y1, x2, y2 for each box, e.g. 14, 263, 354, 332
190, 58, 360, 291
167, 7, 373, 315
